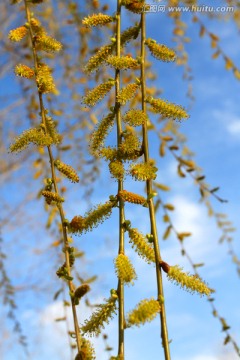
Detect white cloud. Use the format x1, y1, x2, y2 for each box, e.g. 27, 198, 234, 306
213, 109, 240, 138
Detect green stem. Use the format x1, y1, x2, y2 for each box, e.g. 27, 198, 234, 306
116, 1, 125, 358
140, 12, 171, 360
23, 1, 82, 352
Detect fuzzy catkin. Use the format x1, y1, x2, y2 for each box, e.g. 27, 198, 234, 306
82, 79, 115, 107
117, 82, 139, 105
15, 64, 35, 78
145, 38, 176, 62
75, 338, 96, 360
82, 13, 114, 27
128, 228, 155, 263
118, 190, 147, 206
114, 254, 137, 285
129, 161, 158, 181
81, 296, 117, 335
89, 112, 115, 154
166, 265, 214, 296
35, 34, 62, 53
126, 298, 161, 327
146, 96, 189, 120
123, 109, 148, 127
36, 63, 56, 94
70, 201, 115, 234
54, 160, 79, 183
8, 26, 28, 42
9, 127, 55, 153
106, 55, 139, 70
84, 44, 114, 73
109, 160, 125, 180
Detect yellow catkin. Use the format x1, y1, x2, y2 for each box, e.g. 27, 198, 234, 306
109, 160, 125, 180
30, 17, 43, 34
84, 44, 114, 73
145, 38, 176, 62
106, 55, 139, 70
35, 34, 62, 53
146, 96, 189, 120
123, 109, 148, 126
82, 13, 114, 27
8, 26, 28, 42
118, 190, 147, 206
123, 0, 146, 14
118, 130, 141, 160
117, 82, 140, 105
70, 201, 115, 234
76, 338, 96, 360
126, 298, 161, 327
81, 295, 118, 336
165, 264, 214, 296
128, 228, 155, 264
89, 112, 115, 154
114, 254, 137, 285
54, 160, 79, 183
120, 24, 140, 45
15, 64, 35, 79
41, 190, 64, 203
129, 161, 158, 181
82, 79, 115, 107
9, 127, 54, 153
36, 63, 56, 94
45, 115, 61, 144
99, 147, 118, 161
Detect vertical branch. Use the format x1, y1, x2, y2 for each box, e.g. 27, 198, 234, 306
140, 12, 171, 360
115, 1, 125, 358
23, 1, 82, 352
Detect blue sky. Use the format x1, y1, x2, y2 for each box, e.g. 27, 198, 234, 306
1, 1, 240, 359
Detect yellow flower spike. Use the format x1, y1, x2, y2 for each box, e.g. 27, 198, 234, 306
89, 112, 115, 155
109, 160, 125, 180
118, 190, 147, 206
36, 63, 56, 94
45, 115, 62, 144
15, 64, 35, 79
123, 109, 148, 127
84, 44, 114, 74
8, 26, 28, 42
127, 228, 155, 263
117, 82, 140, 105
129, 161, 158, 181
35, 34, 62, 53
106, 55, 139, 70
9, 127, 54, 153
126, 298, 161, 328
75, 337, 96, 360
118, 130, 141, 160
99, 146, 118, 161
145, 38, 176, 62
54, 160, 79, 183
160, 261, 214, 296
69, 215, 86, 233
82, 79, 115, 107
81, 295, 118, 336
29, 18, 43, 34
146, 96, 189, 120
82, 13, 114, 28
70, 201, 115, 234
114, 254, 137, 285
120, 24, 140, 45
123, 0, 146, 14
42, 190, 64, 203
